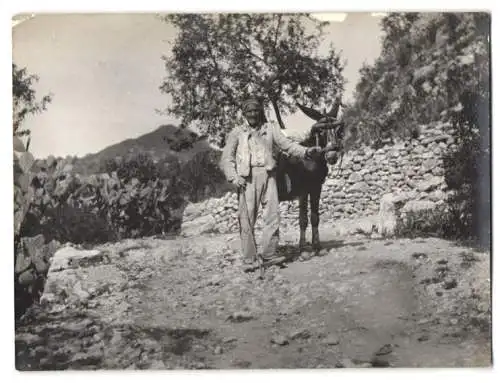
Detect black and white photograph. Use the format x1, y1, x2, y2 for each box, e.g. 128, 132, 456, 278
11, 8, 492, 371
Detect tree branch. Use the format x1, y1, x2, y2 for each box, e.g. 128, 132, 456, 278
238, 37, 268, 65
205, 37, 236, 103
273, 15, 283, 49
271, 98, 286, 130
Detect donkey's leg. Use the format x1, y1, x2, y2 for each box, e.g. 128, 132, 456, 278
310, 186, 322, 253
298, 194, 308, 251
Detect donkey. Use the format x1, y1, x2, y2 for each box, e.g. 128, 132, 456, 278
276, 97, 345, 259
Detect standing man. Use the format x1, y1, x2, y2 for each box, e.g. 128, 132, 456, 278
221, 95, 321, 269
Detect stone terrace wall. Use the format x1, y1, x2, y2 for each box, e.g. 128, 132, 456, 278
181, 122, 456, 236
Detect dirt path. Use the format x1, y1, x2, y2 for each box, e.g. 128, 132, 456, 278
15, 225, 491, 369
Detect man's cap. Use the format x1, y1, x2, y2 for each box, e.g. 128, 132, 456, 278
242, 96, 263, 112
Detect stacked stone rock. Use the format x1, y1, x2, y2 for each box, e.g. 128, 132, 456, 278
15, 235, 61, 307
319, 122, 455, 222
14, 136, 61, 318
181, 122, 456, 235
212, 192, 240, 233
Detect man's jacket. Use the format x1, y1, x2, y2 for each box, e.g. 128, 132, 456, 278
220, 122, 307, 182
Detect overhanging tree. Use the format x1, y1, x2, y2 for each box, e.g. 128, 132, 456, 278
159, 14, 346, 146
13, 63, 52, 148
344, 13, 489, 148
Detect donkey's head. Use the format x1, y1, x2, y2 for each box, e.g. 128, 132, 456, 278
297, 96, 345, 165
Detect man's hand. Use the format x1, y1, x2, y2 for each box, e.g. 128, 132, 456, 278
325, 150, 339, 165
310, 122, 323, 135
233, 176, 247, 189
324, 142, 340, 152
306, 146, 322, 159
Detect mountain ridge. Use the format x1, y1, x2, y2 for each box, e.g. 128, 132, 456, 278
67, 124, 220, 175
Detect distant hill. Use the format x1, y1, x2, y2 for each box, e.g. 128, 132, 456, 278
31, 124, 232, 203
71, 124, 221, 175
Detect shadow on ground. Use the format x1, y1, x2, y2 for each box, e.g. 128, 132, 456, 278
274, 239, 366, 268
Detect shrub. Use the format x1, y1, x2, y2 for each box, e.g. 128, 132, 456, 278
395, 207, 450, 239
442, 91, 490, 247
40, 204, 117, 245
102, 152, 161, 183
179, 150, 231, 202
105, 177, 185, 239
394, 196, 486, 242
24, 149, 236, 245
26, 152, 188, 244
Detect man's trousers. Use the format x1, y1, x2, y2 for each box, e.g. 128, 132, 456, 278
238, 166, 280, 262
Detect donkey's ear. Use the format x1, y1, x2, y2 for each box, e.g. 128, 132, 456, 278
326, 96, 342, 118
296, 103, 324, 122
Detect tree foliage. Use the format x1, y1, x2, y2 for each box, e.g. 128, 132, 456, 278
160, 14, 346, 145
102, 153, 165, 184
12, 63, 52, 142
344, 12, 489, 149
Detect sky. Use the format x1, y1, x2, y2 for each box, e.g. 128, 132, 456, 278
12, 13, 384, 159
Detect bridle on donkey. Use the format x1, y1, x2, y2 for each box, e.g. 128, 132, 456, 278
311, 118, 345, 177
297, 97, 345, 178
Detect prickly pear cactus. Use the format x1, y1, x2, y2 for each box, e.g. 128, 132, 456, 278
14, 136, 35, 239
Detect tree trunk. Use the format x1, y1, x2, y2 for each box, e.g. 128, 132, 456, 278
271, 98, 286, 130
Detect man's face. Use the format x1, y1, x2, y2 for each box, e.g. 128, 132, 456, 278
243, 104, 262, 128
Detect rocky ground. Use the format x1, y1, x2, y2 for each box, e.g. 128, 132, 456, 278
15, 224, 491, 370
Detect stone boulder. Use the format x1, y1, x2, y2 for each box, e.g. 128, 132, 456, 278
181, 214, 217, 237
354, 215, 378, 236
41, 246, 122, 306
348, 172, 363, 183
331, 220, 354, 237
377, 193, 409, 237
401, 200, 436, 214
50, 246, 108, 272
416, 176, 443, 192
330, 216, 377, 237
349, 181, 370, 193
421, 158, 439, 173
15, 235, 61, 281
15, 235, 61, 319
182, 201, 205, 222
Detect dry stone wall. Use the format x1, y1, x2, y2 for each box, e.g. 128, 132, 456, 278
181, 122, 456, 236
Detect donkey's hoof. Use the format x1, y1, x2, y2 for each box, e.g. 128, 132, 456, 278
299, 251, 312, 262
316, 249, 328, 257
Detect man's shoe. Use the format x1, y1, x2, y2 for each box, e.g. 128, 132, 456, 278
242, 258, 257, 272
261, 255, 287, 267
